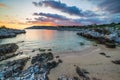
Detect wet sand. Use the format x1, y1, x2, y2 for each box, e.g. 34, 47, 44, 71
48, 45, 120, 80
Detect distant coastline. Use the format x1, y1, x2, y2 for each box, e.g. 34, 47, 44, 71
25, 26, 81, 31
26, 22, 120, 31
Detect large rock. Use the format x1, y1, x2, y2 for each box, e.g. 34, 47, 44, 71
105, 42, 116, 48
0, 43, 18, 55
0, 57, 29, 79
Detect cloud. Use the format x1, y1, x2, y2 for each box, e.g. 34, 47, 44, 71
97, 0, 120, 14
0, 3, 8, 8
33, 12, 69, 20
32, 0, 98, 17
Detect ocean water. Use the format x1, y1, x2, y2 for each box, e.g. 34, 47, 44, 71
0, 29, 92, 53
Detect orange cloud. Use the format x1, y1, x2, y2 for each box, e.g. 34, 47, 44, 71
0, 3, 9, 8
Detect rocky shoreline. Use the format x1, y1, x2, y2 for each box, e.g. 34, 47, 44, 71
0, 27, 26, 39
77, 27, 120, 48
0, 42, 63, 80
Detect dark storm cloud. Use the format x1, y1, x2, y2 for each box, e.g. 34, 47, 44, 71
98, 0, 120, 14
32, 0, 98, 17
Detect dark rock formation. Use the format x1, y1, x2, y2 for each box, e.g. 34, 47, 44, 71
112, 60, 120, 65
0, 53, 19, 61
0, 43, 18, 55
80, 42, 85, 46
99, 52, 111, 58
0, 57, 29, 79
99, 52, 106, 56
31, 52, 53, 64
75, 66, 90, 80
105, 42, 116, 48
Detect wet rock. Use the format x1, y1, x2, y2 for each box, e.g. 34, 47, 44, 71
80, 42, 85, 46
99, 52, 111, 58
32, 49, 35, 52
58, 75, 74, 80
31, 52, 53, 64
0, 53, 19, 61
75, 66, 89, 79
92, 77, 101, 80
105, 42, 116, 48
73, 76, 80, 80
106, 55, 111, 58
58, 59, 63, 63
56, 55, 60, 58
39, 48, 46, 52
0, 57, 29, 79
47, 61, 58, 69
48, 49, 52, 51
0, 43, 18, 55
112, 60, 120, 65
99, 52, 106, 56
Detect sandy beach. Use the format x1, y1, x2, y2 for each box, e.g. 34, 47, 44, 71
48, 45, 120, 80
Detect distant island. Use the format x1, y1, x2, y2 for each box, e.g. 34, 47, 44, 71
26, 22, 120, 31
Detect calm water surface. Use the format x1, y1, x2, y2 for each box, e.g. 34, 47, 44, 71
0, 29, 91, 53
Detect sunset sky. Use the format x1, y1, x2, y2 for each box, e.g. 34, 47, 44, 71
0, 0, 120, 29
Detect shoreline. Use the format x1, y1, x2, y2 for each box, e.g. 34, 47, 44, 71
48, 45, 120, 80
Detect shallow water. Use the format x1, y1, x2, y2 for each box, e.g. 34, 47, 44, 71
0, 29, 91, 53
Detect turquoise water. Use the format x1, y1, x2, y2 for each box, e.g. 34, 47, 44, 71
0, 29, 91, 52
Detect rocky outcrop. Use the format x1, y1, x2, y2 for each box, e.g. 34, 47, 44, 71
77, 28, 120, 48
112, 60, 120, 65
0, 28, 26, 39
75, 66, 89, 79
0, 57, 29, 79
0, 43, 18, 55
13, 52, 61, 80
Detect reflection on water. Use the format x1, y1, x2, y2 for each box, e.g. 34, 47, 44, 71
26, 29, 55, 41
0, 29, 91, 52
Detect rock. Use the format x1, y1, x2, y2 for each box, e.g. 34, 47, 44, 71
58, 75, 74, 80
75, 66, 89, 79
58, 59, 63, 63
48, 49, 52, 51
105, 42, 116, 48
0, 53, 19, 61
73, 76, 80, 80
99, 52, 106, 56
0, 43, 18, 55
47, 61, 58, 69
106, 55, 111, 58
92, 77, 101, 80
56, 55, 60, 58
32, 49, 35, 52
31, 52, 53, 64
80, 42, 84, 46
0, 57, 29, 79
112, 60, 120, 65
0, 28, 26, 39
39, 48, 46, 52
